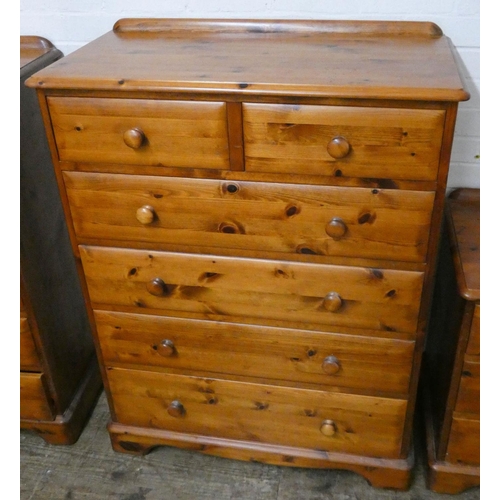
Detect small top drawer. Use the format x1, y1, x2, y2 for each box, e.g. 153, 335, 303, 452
243, 104, 445, 181
48, 97, 230, 170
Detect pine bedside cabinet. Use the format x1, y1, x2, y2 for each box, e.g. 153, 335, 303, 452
26, 19, 469, 488
20, 36, 102, 444
423, 188, 480, 493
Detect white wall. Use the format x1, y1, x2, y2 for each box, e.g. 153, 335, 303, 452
20, 0, 480, 189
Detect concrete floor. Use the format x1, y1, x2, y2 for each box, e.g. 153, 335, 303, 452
20, 392, 480, 500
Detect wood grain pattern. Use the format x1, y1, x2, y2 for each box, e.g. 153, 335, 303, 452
244, 104, 445, 181
466, 304, 480, 356
64, 171, 434, 263
446, 416, 480, 465
20, 36, 56, 70
48, 97, 230, 169
114, 18, 444, 36
423, 383, 479, 494
107, 367, 407, 459
26, 20, 469, 486
25, 20, 469, 102
94, 310, 415, 395
80, 246, 424, 333
20, 317, 41, 372
454, 356, 480, 415
20, 357, 103, 445
447, 189, 480, 300
20, 373, 55, 421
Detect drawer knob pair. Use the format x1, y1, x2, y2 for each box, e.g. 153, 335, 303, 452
323, 292, 343, 312
123, 127, 146, 149
136, 205, 156, 225
327, 136, 350, 159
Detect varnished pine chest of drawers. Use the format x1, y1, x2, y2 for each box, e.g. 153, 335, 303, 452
423, 189, 480, 493
27, 19, 468, 489
20, 36, 102, 444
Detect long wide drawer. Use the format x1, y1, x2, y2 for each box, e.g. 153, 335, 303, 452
81, 246, 424, 333
64, 171, 434, 263
20, 372, 55, 421
243, 103, 445, 181
107, 367, 407, 458
48, 97, 230, 169
95, 310, 415, 394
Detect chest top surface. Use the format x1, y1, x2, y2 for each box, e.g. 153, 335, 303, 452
21, 36, 59, 72
26, 19, 468, 102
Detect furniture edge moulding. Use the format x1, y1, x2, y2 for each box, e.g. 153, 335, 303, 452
112, 18, 445, 37
24, 20, 470, 102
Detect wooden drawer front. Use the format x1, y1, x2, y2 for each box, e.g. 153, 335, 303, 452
95, 310, 415, 394
81, 246, 424, 334
243, 104, 445, 181
108, 367, 407, 458
48, 97, 230, 169
64, 171, 434, 263
466, 303, 480, 356
20, 317, 41, 372
20, 372, 55, 421
446, 415, 480, 465
455, 357, 480, 415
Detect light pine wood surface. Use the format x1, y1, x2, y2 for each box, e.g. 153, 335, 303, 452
63, 171, 434, 263
26, 19, 469, 490
20, 392, 481, 500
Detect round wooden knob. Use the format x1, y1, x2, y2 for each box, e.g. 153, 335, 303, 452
158, 339, 176, 357
146, 277, 168, 297
136, 205, 156, 225
322, 355, 341, 375
167, 400, 185, 418
323, 292, 342, 312
320, 419, 337, 437
325, 218, 347, 239
123, 128, 145, 149
327, 136, 350, 159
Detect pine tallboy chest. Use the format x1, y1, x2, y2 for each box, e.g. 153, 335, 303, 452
21, 36, 102, 444
423, 188, 480, 493
27, 19, 469, 489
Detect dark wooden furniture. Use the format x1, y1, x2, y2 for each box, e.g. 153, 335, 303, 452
20, 36, 102, 444
423, 188, 480, 493
26, 19, 468, 488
